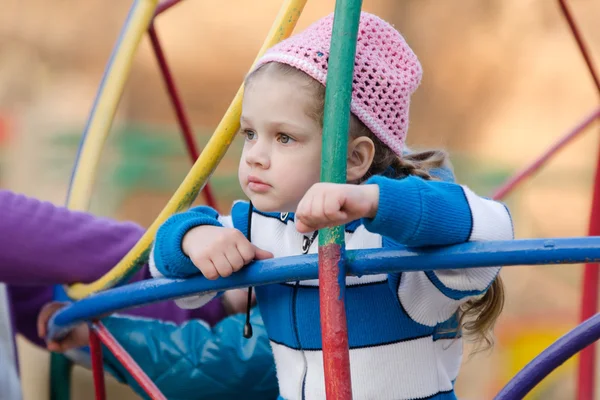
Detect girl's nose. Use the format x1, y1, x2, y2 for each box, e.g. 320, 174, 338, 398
245, 140, 270, 169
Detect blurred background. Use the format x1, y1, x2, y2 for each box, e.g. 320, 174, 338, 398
1, 0, 599, 398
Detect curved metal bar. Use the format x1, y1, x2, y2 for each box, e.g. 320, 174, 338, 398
492, 107, 600, 200
89, 322, 107, 400
66, 0, 159, 211
92, 322, 167, 400
558, 0, 600, 94
495, 313, 600, 399
65, 0, 308, 299
147, 23, 218, 209
48, 237, 600, 339
154, 0, 184, 16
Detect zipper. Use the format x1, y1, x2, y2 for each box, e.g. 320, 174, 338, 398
292, 281, 308, 399
298, 231, 316, 398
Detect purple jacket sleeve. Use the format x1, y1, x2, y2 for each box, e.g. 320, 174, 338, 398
0, 190, 226, 347
0, 190, 145, 285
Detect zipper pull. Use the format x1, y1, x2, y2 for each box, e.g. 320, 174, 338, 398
302, 231, 317, 254
302, 236, 311, 254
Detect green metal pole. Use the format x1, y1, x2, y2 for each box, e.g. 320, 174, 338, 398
50, 353, 72, 400
318, 0, 362, 398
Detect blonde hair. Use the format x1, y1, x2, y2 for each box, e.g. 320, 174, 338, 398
246, 62, 504, 350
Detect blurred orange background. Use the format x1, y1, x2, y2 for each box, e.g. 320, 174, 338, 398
1, 0, 599, 399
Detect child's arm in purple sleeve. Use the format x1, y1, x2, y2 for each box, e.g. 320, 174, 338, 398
0, 190, 227, 347
0, 189, 143, 285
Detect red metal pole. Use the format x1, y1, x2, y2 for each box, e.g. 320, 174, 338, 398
318, 0, 362, 397
492, 108, 600, 200
93, 322, 167, 400
89, 322, 107, 400
147, 23, 218, 209
577, 140, 600, 400
154, 0, 184, 17
558, 0, 600, 94
319, 246, 353, 399
556, 2, 600, 398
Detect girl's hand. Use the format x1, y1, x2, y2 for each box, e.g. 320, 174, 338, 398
37, 302, 90, 352
184, 226, 273, 280
295, 183, 379, 234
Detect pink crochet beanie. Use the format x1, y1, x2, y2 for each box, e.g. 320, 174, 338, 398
253, 12, 422, 156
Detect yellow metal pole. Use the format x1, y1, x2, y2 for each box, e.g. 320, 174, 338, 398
67, 0, 308, 299
67, 0, 159, 211
54, 2, 160, 397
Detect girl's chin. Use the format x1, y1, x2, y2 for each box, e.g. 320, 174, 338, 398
249, 198, 295, 214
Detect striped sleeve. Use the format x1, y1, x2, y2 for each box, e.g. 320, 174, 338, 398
397, 188, 512, 327
423, 186, 513, 303
364, 176, 513, 326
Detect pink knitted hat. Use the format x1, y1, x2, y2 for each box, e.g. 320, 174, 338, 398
253, 12, 422, 156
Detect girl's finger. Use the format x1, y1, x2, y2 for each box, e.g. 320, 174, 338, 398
306, 192, 326, 229
199, 259, 220, 280
323, 191, 347, 222
237, 240, 256, 264
295, 217, 314, 234
253, 246, 274, 260
224, 245, 246, 272
211, 253, 235, 278
47, 341, 61, 352
37, 302, 66, 338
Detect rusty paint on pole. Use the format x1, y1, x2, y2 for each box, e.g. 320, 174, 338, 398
318, 0, 363, 398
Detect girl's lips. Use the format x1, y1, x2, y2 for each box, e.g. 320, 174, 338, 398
248, 182, 271, 192
247, 176, 271, 192
248, 176, 268, 185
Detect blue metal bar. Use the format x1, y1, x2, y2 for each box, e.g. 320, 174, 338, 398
48, 237, 600, 339
495, 312, 600, 399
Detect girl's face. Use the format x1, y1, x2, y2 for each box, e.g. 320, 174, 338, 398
238, 70, 322, 213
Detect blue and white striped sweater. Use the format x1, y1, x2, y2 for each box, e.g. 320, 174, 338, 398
151, 175, 514, 400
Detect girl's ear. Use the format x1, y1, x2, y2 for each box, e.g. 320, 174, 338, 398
347, 136, 375, 182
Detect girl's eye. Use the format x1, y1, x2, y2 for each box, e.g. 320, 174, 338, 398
277, 133, 293, 144
243, 129, 256, 141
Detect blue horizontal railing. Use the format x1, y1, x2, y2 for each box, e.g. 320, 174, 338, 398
48, 236, 600, 340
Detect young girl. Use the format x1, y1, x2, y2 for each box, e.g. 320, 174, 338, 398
149, 12, 513, 400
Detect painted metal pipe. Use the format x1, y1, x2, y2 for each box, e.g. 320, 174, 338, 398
55, 1, 159, 397
557, 0, 600, 95
89, 323, 107, 400
495, 313, 600, 400
154, 0, 183, 16
66, 0, 308, 300
492, 107, 600, 200
578, 139, 600, 400
66, 0, 159, 211
147, 23, 217, 209
48, 237, 600, 340
556, 2, 600, 398
49, 354, 72, 400
93, 322, 167, 400
319, 1, 363, 397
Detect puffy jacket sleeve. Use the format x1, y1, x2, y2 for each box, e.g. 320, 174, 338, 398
100, 308, 278, 400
